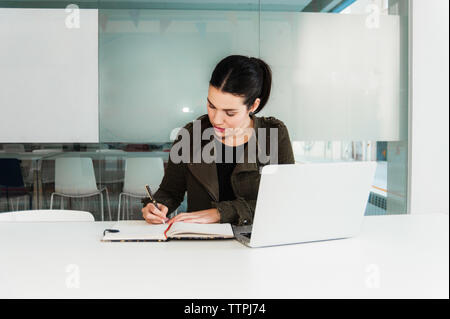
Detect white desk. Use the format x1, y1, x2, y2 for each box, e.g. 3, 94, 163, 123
0, 214, 448, 298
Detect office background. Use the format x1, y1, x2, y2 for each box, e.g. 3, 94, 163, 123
0, 0, 447, 221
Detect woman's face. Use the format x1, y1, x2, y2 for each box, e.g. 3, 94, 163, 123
207, 85, 259, 139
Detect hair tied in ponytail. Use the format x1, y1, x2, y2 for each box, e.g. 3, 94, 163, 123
209, 55, 272, 114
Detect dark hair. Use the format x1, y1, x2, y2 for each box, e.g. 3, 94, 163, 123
209, 55, 272, 114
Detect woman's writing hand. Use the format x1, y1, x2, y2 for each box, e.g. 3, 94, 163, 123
142, 203, 169, 224
167, 208, 220, 225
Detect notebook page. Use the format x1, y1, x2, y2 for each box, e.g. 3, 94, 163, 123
102, 220, 167, 241
168, 222, 234, 238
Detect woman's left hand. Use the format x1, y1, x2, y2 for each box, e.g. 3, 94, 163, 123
167, 208, 220, 225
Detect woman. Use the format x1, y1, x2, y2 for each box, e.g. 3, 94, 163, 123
142, 55, 294, 226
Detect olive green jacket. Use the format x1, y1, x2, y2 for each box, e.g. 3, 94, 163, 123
142, 113, 295, 226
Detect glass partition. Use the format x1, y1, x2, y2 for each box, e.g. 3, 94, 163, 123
98, 5, 260, 142
0, 0, 409, 220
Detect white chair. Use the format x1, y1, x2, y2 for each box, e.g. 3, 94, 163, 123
0, 209, 94, 222
50, 158, 112, 221
118, 157, 164, 220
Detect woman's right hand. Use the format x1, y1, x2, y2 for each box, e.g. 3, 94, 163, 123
142, 203, 169, 224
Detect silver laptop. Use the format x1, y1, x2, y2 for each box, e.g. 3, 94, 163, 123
234, 162, 377, 248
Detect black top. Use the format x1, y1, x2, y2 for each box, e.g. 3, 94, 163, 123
215, 139, 248, 202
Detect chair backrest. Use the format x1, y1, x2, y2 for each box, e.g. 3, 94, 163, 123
0, 210, 94, 222
55, 158, 98, 195
123, 157, 164, 196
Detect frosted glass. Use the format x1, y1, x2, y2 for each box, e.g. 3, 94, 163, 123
259, 11, 403, 141
100, 8, 404, 143
0, 8, 99, 143
99, 8, 259, 142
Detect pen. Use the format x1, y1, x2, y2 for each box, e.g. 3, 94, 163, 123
145, 184, 165, 224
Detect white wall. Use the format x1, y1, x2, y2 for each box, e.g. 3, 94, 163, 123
410, 0, 449, 214
0, 8, 99, 143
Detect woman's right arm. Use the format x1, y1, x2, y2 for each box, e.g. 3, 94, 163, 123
141, 127, 189, 223
152, 153, 187, 215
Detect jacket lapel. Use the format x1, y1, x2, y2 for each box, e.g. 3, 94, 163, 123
187, 118, 220, 201
188, 161, 220, 202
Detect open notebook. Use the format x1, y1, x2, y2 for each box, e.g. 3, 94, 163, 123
101, 221, 234, 242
